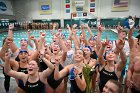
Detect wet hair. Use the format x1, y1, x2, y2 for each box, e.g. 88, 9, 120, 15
107, 79, 121, 93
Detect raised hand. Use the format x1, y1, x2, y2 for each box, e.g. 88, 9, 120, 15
9, 24, 14, 30
58, 29, 62, 33
66, 24, 70, 29
5, 37, 13, 47
30, 35, 36, 41
27, 29, 31, 35
80, 24, 85, 29
84, 24, 89, 28
53, 23, 57, 28
54, 56, 62, 65
73, 24, 77, 29
40, 32, 46, 39
126, 79, 134, 88
73, 65, 82, 76
39, 49, 45, 59
115, 39, 125, 51
98, 25, 105, 33
101, 36, 109, 47
116, 25, 123, 33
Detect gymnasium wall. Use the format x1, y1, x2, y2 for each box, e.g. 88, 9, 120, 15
12, 0, 140, 20
99, 0, 140, 18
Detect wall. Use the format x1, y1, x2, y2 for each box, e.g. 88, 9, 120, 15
13, 0, 31, 21
13, 0, 62, 21
0, 0, 15, 19
12, 0, 140, 20
13, 0, 97, 20
99, 0, 140, 18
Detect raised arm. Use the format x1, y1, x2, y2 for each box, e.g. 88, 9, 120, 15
126, 63, 134, 88
40, 55, 54, 84
98, 39, 109, 66
4, 52, 27, 80
128, 27, 135, 50
0, 37, 13, 58
73, 66, 86, 91
85, 24, 93, 40
27, 29, 34, 48
115, 39, 127, 73
8, 24, 14, 38
96, 25, 105, 51
7, 24, 18, 53
54, 56, 69, 80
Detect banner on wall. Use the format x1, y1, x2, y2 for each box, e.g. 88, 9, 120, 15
0, 0, 13, 15
72, 0, 88, 13
112, 0, 129, 12
39, 0, 52, 15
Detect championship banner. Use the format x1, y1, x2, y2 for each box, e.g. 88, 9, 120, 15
112, 0, 129, 12
0, 0, 13, 15
39, 0, 52, 15
71, 0, 88, 14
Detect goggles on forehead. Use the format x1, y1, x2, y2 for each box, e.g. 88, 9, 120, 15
19, 50, 28, 54
84, 46, 92, 52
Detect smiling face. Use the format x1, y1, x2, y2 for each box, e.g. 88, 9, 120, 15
27, 60, 39, 75
52, 44, 61, 54
83, 47, 91, 58
80, 33, 85, 41
89, 38, 96, 47
103, 81, 119, 93
52, 35, 58, 44
74, 49, 84, 62
118, 31, 127, 39
65, 40, 72, 49
105, 50, 115, 61
106, 41, 113, 51
20, 39, 28, 49
18, 51, 28, 62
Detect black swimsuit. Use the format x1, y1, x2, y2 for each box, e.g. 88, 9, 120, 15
90, 50, 98, 60
131, 88, 140, 93
70, 67, 85, 93
47, 62, 63, 89
17, 63, 28, 91
38, 57, 48, 72
99, 65, 118, 92
25, 76, 45, 93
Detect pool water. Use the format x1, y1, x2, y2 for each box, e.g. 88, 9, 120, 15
0, 29, 138, 47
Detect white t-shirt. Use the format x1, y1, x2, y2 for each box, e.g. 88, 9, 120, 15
63, 49, 75, 67
112, 40, 130, 57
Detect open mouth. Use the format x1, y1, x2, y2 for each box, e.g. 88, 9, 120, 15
107, 46, 110, 48
53, 49, 57, 52
22, 57, 26, 60
28, 69, 33, 71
